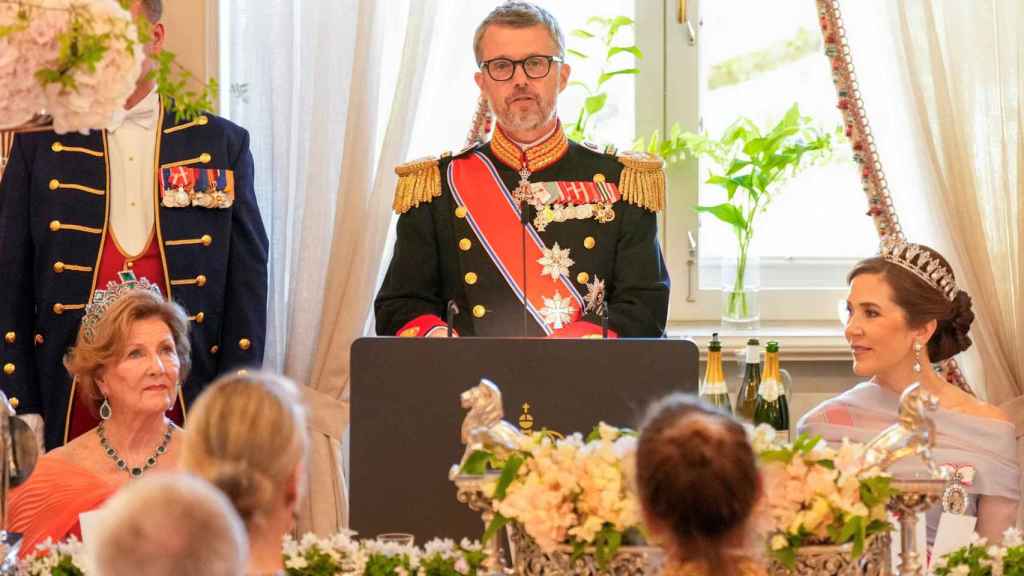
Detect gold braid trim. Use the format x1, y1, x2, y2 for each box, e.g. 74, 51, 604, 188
393, 156, 442, 214
617, 152, 666, 212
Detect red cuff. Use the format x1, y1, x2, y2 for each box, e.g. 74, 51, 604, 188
397, 315, 447, 337
548, 321, 618, 339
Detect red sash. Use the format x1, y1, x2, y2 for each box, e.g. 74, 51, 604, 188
449, 153, 584, 335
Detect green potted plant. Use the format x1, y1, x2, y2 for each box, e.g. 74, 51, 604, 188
678, 104, 832, 325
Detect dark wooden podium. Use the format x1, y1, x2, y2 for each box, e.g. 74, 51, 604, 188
349, 337, 699, 541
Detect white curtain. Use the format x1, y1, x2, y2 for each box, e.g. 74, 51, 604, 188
839, 0, 1023, 405
220, 0, 438, 533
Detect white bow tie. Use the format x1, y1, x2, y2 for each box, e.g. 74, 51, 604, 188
108, 95, 159, 132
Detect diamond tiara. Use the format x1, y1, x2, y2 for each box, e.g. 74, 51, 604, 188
879, 238, 958, 302
80, 271, 164, 344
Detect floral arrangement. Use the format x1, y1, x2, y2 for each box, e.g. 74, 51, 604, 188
932, 528, 1024, 576
752, 425, 893, 568
0, 0, 215, 134
18, 537, 92, 576
283, 533, 487, 576
462, 422, 642, 566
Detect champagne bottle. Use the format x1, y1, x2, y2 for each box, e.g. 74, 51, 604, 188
754, 341, 790, 442
700, 333, 732, 414
736, 338, 761, 421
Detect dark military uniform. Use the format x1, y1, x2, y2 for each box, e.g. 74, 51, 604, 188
375, 126, 669, 338
0, 101, 269, 449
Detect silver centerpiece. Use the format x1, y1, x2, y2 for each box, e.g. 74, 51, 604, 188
768, 534, 891, 576
450, 379, 662, 575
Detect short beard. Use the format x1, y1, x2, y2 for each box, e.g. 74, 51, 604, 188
494, 95, 556, 136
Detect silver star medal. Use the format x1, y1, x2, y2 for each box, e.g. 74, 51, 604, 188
537, 242, 573, 281
540, 292, 576, 329
584, 276, 607, 316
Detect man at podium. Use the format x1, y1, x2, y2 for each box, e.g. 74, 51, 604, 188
375, 2, 670, 339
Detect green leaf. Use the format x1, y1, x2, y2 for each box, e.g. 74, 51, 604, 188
571, 29, 595, 39
607, 16, 635, 40
584, 92, 608, 115
482, 512, 510, 544
458, 450, 494, 475
566, 48, 588, 60
706, 174, 739, 200
598, 68, 640, 87
607, 45, 643, 60
492, 454, 524, 500
725, 159, 750, 176
695, 203, 747, 231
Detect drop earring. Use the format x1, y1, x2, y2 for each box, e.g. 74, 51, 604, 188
100, 397, 112, 420
913, 341, 923, 375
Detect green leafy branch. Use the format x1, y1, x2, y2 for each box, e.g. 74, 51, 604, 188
564, 15, 641, 142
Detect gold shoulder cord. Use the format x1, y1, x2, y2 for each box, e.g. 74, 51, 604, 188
617, 152, 666, 213
393, 156, 442, 214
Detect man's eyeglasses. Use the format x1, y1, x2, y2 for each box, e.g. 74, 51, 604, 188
479, 55, 564, 82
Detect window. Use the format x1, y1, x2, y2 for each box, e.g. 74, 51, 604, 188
643, 0, 877, 322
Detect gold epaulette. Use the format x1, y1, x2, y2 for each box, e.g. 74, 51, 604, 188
393, 155, 443, 214
617, 151, 665, 213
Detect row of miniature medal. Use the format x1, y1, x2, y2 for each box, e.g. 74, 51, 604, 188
511, 167, 616, 232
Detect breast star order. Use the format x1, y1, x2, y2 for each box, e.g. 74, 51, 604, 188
537, 242, 574, 281
540, 292, 576, 330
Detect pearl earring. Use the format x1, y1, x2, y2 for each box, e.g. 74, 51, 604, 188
913, 341, 923, 374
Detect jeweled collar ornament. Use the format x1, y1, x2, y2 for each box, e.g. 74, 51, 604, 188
80, 271, 163, 344
879, 238, 958, 301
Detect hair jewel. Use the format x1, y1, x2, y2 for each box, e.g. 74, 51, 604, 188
879, 238, 958, 302
80, 271, 164, 343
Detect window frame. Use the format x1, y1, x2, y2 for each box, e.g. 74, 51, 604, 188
635, 0, 859, 324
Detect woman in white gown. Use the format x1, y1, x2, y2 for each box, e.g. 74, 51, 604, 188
798, 240, 1019, 544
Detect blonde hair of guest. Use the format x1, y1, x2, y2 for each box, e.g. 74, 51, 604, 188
182, 371, 308, 530
92, 473, 248, 576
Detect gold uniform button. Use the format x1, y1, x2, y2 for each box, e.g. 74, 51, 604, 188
34, 334, 44, 346
3, 363, 14, 376
237, 369, 249, 376
455, 206, 468, 219
4, 332, 15, 344
577, 272, 590, 284
8, 397, 18, 409
199, 153, 212, 163
458, 238, 472, 251
472, 305, 486, 318
194, 312, 205, 324
593, 173, 606, 183
196, 274, 207, 287
197, 115, 209, 125
51, 142, 63, 152
49, 220, 61, 232
464, 272, 478, 285
53, 303, 65, 315
200, 234, 213, 246
584, 236, 596, 250
53, 261, 65, 273
210, 345, 219, 354
48, 179, 59, 190
239, 338, 252, 351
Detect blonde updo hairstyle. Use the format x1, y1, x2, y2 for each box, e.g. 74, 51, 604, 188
63, 289, 191, 416
183, 371, 308, 531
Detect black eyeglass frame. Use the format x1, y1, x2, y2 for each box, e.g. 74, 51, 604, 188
478, 55, 565, 81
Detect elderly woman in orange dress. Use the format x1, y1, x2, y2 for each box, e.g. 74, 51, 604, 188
7, 279, 189, 556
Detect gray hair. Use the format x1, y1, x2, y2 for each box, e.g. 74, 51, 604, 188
473, 2, 565, 64
92, 474, 248, 576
